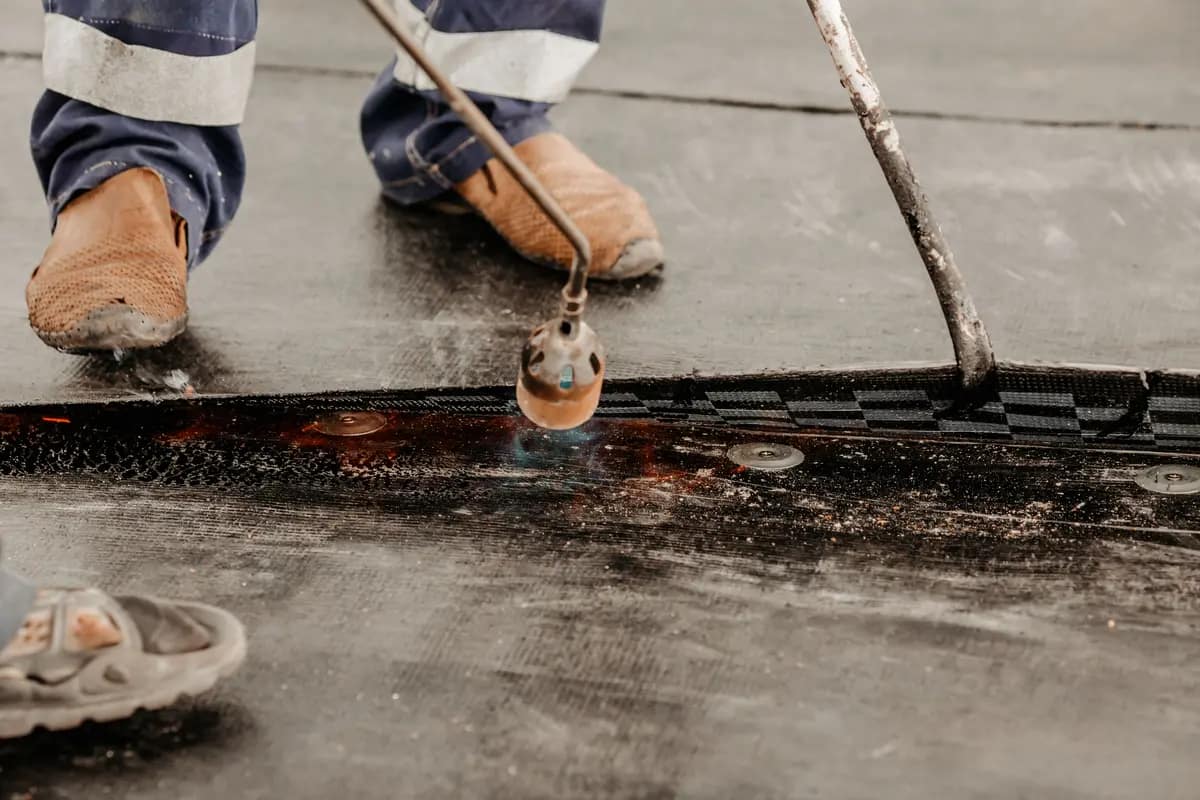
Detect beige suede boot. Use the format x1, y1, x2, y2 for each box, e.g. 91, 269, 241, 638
27, 168, 189, 351
455, 133, 664, 280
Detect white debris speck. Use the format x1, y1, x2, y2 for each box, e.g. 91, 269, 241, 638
876, 120, 901, 153
162, 369, 191, 391
1041, 224, 1079, 259
869, 741, 899, 759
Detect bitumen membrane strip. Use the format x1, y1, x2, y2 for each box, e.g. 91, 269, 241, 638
8, 363, 1200, 449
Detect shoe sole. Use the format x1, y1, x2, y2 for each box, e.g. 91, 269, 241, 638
503, 233, 666, 283
32, 305, 188, 353
0, 604, 246, 739
603, 239, 667, 282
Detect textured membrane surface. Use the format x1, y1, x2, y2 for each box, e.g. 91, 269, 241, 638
0, 390, 1198, 797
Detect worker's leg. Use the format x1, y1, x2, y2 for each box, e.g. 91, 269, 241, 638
0, 561, 37, 656
361, 0, 664, 280
28, 1, 256, 350
0, 580, 247, 738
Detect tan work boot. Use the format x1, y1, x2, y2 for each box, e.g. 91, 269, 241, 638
27, 168, 189, 352
455, 133, 664, 280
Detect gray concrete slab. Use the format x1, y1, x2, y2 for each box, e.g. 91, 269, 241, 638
2, 58, 1199, 404
4, 0, 1198, 125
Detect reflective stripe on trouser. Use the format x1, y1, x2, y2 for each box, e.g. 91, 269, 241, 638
0, 541, 37, 650
31, 0, 605, 265
362, 0, 606, 205
32, 1, 257, 266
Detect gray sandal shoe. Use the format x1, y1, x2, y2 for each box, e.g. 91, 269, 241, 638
0, 588, 246, 738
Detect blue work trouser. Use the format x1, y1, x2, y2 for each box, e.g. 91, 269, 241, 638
33, 0, 606, 267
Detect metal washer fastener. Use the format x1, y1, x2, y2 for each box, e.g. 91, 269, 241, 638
1134, 464, 1200, 495
727, 443, 805, 471
313, 411, 388, 437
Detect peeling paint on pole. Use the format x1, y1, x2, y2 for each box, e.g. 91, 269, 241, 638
806, 0, 996, 395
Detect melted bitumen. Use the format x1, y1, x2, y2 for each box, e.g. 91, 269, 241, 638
1, 396, 1198, 561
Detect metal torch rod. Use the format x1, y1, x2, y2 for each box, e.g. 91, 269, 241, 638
805, 0, 996, 392
359, 0, 592, 319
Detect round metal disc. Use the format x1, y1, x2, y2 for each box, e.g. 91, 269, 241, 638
1134, 464, 1200, 495
727, 442, 805, 471
313, 411, 388, 437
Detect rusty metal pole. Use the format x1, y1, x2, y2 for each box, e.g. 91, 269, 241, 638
805, 0, 996, 393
